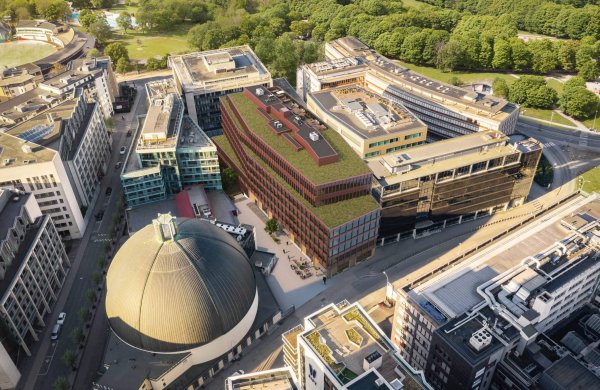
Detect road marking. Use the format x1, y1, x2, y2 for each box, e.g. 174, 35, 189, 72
38, 341, 58, 376
543, 142, 556, 148
579, 132, 589, 147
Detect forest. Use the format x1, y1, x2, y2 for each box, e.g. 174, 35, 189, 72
1, 0, 599, 119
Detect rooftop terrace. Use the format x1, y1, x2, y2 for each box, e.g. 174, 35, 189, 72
309, 85, 426, 140
0, 132, 56, 169
223, 88, 371, 185
301, 303, 429, 390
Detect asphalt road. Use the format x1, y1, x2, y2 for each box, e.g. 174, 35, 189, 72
18, 78, 152, 390
518, 117, 600, 150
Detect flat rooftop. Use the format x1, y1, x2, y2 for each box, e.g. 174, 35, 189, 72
0, 132, 56, 168
169, 45, 271, 92
409, 199, 600, 320
309, 85, 426, 140
0, 87, 68, 126
368, 131, 540, 186
227, 368, 298, 390
301, 303, 429, 389
324, 37, 517, 118
223, 87, 371, 185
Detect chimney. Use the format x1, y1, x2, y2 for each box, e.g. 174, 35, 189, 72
153, 213, 178, 242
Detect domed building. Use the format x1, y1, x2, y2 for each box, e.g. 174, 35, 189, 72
95, 214, 281, 390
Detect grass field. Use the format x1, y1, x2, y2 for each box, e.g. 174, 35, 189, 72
580, 166, 600, 193
520, 108, 577, 127
581, 117, 599, 131
112, 23, 192, 60
395, 59, 519, 85
0, 41, 56, 67
402, 0, 435, 8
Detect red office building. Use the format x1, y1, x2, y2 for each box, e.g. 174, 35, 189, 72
215, 85, 380, 275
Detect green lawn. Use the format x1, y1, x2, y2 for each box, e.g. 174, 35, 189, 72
580, 166, 600, 193
394, 60, 519, 86
545, 78, 564, 94
109, 4, 140, 15
0, 41, 56, 67
402, 0, 435, 8
520, 108, 577, 127
581, 117, 599, 131
112, 23, 192, 60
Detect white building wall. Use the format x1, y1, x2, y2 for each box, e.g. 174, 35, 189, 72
0, 156, 86, 239
0, 342, 20, 390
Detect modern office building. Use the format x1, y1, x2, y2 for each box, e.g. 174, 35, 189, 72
226, 367, 299, 390
95, 214, 282, 390
169, 46, 272, 134
281, 301, 432, 390
307, 85, 427, 158
391, 199, 600, 390
368, 131, 541, 237
215, 84, 380, 275
121, 79, 221, 208
0, 90, 111, 239
298, 37, 520, 140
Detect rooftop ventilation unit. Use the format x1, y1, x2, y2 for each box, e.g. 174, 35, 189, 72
469, 328, 492, 352
309, 132, 319, 141
21, 144, 32, 154
255, 88, 264, 96
375, 378, 385, 388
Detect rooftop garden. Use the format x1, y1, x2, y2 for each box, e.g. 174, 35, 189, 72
226, 92, 371, 185
239, 142, 379, 228
343, 308, 383, 345
338, 367, 359, 384
212, 135, 242, 169
345, 327, 363, 347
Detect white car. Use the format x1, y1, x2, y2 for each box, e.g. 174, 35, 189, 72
233, 370, 245, 376
120, 146, 126, 155
57, 312, 66, 325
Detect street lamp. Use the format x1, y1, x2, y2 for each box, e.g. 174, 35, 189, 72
382, 271, 394, 306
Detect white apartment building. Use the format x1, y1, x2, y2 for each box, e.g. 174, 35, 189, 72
169, 46, 272, 133
0, 133, 86, 239
0, 189, 69, 356
282, 302, 431, 390
298, 37, 520, 140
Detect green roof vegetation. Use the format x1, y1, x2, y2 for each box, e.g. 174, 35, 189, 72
338, 367, 358, 384
213, 134, 242, 168
306, 332, 344, 373
226, 92, 371, 185
343, 308, 383, 345
241, 142, 379, 228
580, 167, 600, 193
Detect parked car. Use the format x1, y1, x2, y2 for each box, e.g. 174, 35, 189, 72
126, 130, 132, 137
50, 324, 61, 340
57, 312, 66, 325
105, 187, 112, 196
115, 162, 122, 170
95, 210, 104, 221
233, 370, 245, 376
120, 146, 126, 155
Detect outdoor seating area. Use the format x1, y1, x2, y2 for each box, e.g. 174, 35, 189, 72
289, 257, 314, 279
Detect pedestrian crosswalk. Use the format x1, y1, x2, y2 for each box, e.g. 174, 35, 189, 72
543, 141, 556, 148
579, 132, 589, 147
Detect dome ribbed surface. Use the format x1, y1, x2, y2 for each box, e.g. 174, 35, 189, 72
105, 217, 256, 353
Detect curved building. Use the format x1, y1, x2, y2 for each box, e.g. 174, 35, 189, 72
105, 213, 259, 365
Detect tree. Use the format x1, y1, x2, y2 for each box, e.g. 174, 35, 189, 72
78, 9, 99, 30
271, 35, 300, 83
92, 271, 103, 285
510, 38, 532, 71
492, 39, 512, 69
578, 60, 600, 81
221, 167, 238, 193
448, 76, 463, 86
265, 218, 278, 235
61, 349, 76, 368
492, 78, 509, 98
78, 307, 90, 323
560, 77, 600, 118
116, 11, 133, 32
290, 20, 313, 38
41, 0, 70, 22
509, 76, 558, 108
86, 48, 100, 58
71, 327, 85, 344
116, 57, 132, 73
529, 39, 559, 74
435, 40, 463, 71
105, 42, 129, 64
52, 376, 69, 390
85, 288, 96, 304
88, 17, 113, 45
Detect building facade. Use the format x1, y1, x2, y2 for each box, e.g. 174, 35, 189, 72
121, 79, 221, 208
15, 20, 65, 47
169, 46, 272, 134
298, 37, 520, 140
0, 65, 43, 99
282, 302, 431, 390
368, 132, 541, 237
390, 201, 600, 390
0, 190, 69, 359
216, 85, 380, 275
306, 85, 427, 158
0, 133, 86, 239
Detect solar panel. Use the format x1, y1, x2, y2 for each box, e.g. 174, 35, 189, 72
17, 124, 53, 143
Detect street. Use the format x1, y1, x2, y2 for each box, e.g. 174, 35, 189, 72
17, 76, 155, 390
